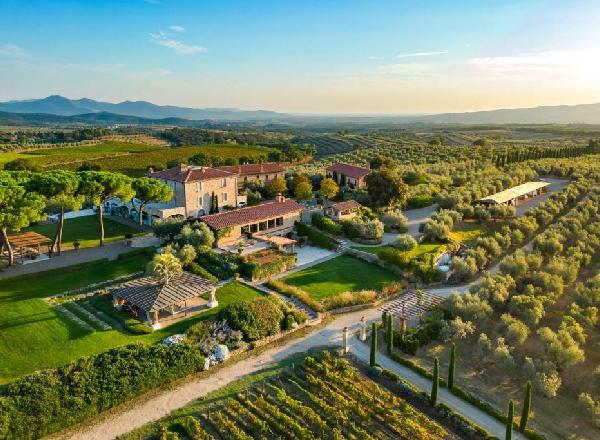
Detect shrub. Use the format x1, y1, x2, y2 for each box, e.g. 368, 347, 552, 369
380, 209, 408, 232
218, 297, 283, 341
578, 393, 600, 427
185, 261, 219, 282
537, 326, 585, 369
195, 248, 241, 279
439, 317, 475, 342
240, 250, 296, 281
311, 212, 342, 235
500, 314, 530, 346
534, 370, 561, 398
341, 218, 384, 241
295, 222, 337, 250
0, 344, 203, 439
321, 290, 378, 310
447, 292, 493, 321
494, 337, 516, 369
186, 319, 243, 355
266, 279, 324, 313
394, 234, 417, 252
475, 332, 492, 360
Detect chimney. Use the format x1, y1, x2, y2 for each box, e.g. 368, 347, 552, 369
275, 193, 285, 203
178, 163, 188, 171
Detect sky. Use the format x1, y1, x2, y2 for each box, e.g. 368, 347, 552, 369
1, 0, 600, 114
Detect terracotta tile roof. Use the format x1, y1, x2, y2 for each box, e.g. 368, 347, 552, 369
326, 163, 371, 180
150, 166, 234, 183
216, 162, 284, 176
201, 198, 303, 230
330, 200, 361, 212
109, 272, 217, 312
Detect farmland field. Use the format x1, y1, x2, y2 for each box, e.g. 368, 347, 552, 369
0, 255, 262, 384
281, 255, 397, 300
122, 351, 448, 440
0, 141, 278, 176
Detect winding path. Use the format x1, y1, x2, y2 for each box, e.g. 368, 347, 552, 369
66, 307, 519, 440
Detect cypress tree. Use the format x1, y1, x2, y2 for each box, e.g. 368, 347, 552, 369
370, 322, 377, 367
506, 400, 514, 440
430, 357, 439, 406
387, 315, 394, 354
448, 343, 456, 390
519, 381, 532, 432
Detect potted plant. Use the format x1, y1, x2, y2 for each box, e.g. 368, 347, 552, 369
73, 240, 81, 250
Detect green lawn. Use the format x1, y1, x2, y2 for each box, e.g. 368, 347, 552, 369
24, 215, 143, 249
448, 221, 486, 247
0, 251, 261, 384
281, 255, 397, 301
354, 242, 447, 260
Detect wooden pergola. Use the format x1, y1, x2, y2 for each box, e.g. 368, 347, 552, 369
1, 231, 52, 262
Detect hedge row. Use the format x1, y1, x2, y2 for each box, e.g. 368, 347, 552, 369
0, 344, 204, 439
241, 252, 296, 281
387, 351, 545, 440
295, 221, 338, 250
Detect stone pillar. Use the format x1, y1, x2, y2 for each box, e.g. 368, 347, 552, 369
359, 316, 367, 341
342, 326, 349, 354
400, 316, 407, 334
207, 288, 218, 309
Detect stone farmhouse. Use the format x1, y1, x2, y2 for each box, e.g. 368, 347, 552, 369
325, 163, 371, 189
216, 162, 285, 190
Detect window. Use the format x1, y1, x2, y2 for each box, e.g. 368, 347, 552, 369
250, 224, 258, 233
221, 178, 227, 188
276, 217, 284, 226
241, 225, 250, 234
259, 221, 267, 231
196, 181, 202, 191
268, 219, 275, 228
222, 192, 228, 202
198, 197, 202, 206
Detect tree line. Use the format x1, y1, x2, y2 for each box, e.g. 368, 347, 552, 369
0, 170, 172, 265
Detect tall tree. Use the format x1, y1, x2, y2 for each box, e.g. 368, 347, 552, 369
320, 177, 339, 200
506, 400, 514, 440
27, 170, 83, 255
370, 322, 378, 367
79, 171, 134, 246
0, 174, 46, 265
519, 381, 532, 432
448, 343, 456, 390
364, 169, 408, 208
132, 177, 173, 226
430, 357, 439, 406
387, 315, 394, 354
267, 176, 288, 196
294, 181, 313, 201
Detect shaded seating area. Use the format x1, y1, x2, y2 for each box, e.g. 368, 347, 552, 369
477, 181, 550, 206
254, 233, 297, 253
109, 272, 218, 329
1, 231, 52, 265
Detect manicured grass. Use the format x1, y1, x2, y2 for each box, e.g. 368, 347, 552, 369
281, 255, 397, 301
24, 215, 143, 249
355, 242, 446, 260
0, 251, 261, 384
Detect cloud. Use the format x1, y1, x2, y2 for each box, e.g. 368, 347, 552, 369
0, 44, 30, 59
169, 25, 185, 33
396, 51, 448, 58
150, 31, 206, 54
467, 48, 600, 81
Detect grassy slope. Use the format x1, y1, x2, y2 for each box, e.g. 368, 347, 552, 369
281, 255, 397, 300
24, 216, 143, 249
0, 252, 261, 383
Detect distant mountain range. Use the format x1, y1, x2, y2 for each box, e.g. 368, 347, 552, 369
2, 95, 600, 125
0, 95, 284, 121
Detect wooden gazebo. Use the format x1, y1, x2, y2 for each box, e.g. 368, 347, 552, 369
1, 231, 52, 263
